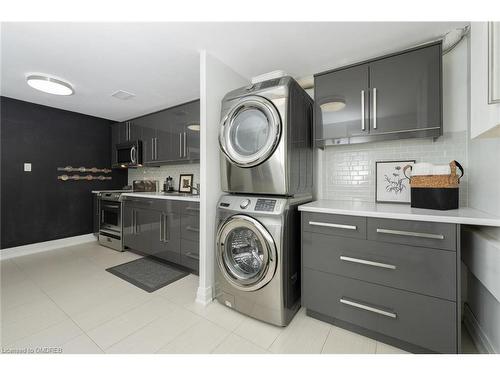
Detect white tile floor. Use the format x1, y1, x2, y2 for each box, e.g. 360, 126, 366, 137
1, 242, 478, 354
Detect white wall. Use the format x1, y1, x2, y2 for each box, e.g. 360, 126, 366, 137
196, 51, 247, 305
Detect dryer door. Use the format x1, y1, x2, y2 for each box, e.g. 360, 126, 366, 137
219, 95, 282, 168
216, 214, 277, 291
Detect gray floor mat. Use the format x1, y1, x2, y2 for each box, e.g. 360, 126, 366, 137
106, 256, 189, 293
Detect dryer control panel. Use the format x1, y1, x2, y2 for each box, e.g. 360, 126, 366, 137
254, 199, 276, 212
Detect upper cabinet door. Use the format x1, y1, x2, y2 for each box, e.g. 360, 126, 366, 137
314, 65, 369, 142
369, 43, 442, 135
183, 100, 200, 161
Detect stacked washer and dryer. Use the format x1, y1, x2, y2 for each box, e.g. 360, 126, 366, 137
215, 76, 314, 326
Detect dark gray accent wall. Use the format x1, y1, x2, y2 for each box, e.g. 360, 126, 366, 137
0, 96, 127, 249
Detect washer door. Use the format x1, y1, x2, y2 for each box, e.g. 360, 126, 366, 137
216, 215, 277, 291
219, 95, 282, 168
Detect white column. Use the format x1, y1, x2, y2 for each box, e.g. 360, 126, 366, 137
196, 50, 247, 305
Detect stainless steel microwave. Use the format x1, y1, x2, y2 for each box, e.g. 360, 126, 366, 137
113, 140, 142, 168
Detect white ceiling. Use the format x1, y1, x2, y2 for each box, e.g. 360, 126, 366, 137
1, 22, 468, 121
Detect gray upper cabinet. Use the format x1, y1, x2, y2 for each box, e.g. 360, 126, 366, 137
314, 42, 442, 147
315, 64, 369, 142
369, 44, 442, 136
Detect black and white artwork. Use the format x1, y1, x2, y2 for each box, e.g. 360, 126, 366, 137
375, 160, 415, 204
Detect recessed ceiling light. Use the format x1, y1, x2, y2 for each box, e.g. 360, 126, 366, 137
26, 74, 74, 96
187, 123, 200, 131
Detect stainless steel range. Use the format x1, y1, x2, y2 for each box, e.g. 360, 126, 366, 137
94, 180, 157, 251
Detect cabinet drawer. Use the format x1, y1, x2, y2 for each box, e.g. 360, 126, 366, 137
183, 202, 200, 215
181, 215, 200, 242
181, 239, 199, 272
151, 199, 181, 213
367, 218, 456, 251
302, 212, 366, 239
302, 232, 456, 300
302, 268, 457, 353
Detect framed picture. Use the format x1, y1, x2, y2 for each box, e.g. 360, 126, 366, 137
178, 174, 194, 193
375, 160, 415, 204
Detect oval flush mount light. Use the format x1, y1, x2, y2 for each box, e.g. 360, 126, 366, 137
187, 122, 200, 131
26, 74, 74, 96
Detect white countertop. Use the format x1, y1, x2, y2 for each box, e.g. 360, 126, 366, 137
121, 192, 200, 202
298, 200, 500, 227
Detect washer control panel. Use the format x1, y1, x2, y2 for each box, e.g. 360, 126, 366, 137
254, 199, 277, 212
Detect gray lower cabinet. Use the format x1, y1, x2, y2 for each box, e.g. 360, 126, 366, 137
301, 212, 460, 353
123, 198, 199, 272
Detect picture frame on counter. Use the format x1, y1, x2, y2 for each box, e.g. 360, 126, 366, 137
375, 160, 415, 204
178, 174, 194, 193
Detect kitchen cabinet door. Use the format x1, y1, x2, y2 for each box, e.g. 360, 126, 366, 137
152, 211, 181, 263
123, 205, 156, 255
369, 43, 442, 135
110, 123, 120, 166
314, 65, 369, 142
142, 126, 157, 165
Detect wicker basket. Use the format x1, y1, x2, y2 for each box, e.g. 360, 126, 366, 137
403, 161, 464, 210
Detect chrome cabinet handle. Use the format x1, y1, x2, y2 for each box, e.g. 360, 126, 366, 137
340, 298, 397, 319
376, 228, 444, 240
340, 256, 396, 270
164, 214, 169, 242
179, 133, 182, 158
185, 225, 199, 233
132, 209, 136, 234
154, 138, 158, 160
185, 252, 199, 261
308, 221, 357, 230
151, 138, 155, 160
183, 131, 187, 158
373, 87, 377, 129
361, 90, 366, 131
160, 214, 164, 242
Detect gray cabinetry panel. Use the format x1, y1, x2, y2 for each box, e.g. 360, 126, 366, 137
181, 214, 200, 242
367, 217, 456, 251
302, 268, 457, 353
151, 210, 181, 263
314, 64, 369, 142
302, 232, 456, 300
369, 43, 441, 136
180, 239, 199, 272
302, 212, 366, 239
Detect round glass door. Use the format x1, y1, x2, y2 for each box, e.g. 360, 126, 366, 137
217, 215, 277, 291
219, 96, 281, 168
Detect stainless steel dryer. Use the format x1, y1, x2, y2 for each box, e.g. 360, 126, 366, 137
219, 76, 314, 196
215, 194, 311, 326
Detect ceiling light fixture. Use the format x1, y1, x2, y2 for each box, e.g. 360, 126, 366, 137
26, 74, 74, 96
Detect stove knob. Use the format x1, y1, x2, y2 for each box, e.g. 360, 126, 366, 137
240, 199, 251, 209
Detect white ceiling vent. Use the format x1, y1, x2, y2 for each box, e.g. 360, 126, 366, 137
111, 90, 136, 100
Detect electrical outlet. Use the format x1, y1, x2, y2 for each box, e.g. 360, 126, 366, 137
24, 163, 32, 172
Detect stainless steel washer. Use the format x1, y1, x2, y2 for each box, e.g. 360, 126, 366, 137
219, 76, 314, 196
215, 194, 311, 326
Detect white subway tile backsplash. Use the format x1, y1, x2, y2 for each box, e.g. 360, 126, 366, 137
320, 131, 468, 206
128, 163, 200, 192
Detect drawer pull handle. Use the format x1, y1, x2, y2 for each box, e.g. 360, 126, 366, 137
340, 298, 397, 319
340, 256, 396, 270
376, 228, 444, 240
186, 225, 200, 233
309, 221, 357, 230
185, 252, 199, 261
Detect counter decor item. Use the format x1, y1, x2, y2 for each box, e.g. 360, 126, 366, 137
375, 160, 415, 204
178, 174, 193, 193
57, 175, 111, 181
164, 176, 175, 192
57, 166, 112, 173
403, 160, 464, 210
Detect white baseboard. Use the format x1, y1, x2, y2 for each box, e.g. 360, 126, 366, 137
0, 234, 96, 260
463, 303, 496, 354
195, 285, 214, 306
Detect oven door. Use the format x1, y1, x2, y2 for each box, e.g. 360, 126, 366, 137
99, 200, 122, 234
